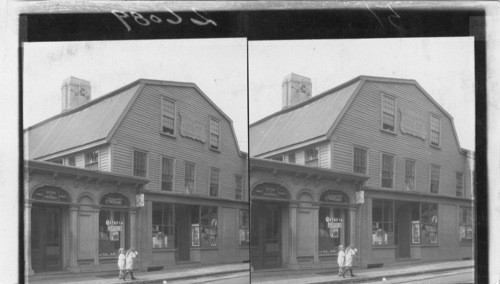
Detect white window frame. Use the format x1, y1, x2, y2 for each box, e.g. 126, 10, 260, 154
429, 114, 441, 147
133, 149, 148, 177
85, 150, 99, 170
381, 93, 397, 133
456, 172, 464, 197
160, 156, 175, 192
304, 146, 319, 167
404, 158, 416, 191
430, 164, 440, 193
381, 153, 395, 188
184, 162, 196, 194
160, 96, 176, 136
353, 146, 368, 174
209, 117, 220, 150
209, 167, 220, 197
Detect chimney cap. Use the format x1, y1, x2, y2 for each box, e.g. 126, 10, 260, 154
61, 76, 90, 87
282, 73, 312, 85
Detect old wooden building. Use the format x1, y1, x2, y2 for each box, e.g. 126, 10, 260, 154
249, 74, 474, 270
24, 77, 249, 277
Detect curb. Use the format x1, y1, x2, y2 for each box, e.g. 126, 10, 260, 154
310, 265, 473, 283
109, 268, 249, 284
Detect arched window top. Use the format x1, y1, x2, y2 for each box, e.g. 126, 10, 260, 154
100, 193, 129, 207
251, 182, 290, 200
319, 190, 349, 205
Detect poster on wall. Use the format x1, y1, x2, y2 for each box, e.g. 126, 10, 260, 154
192, 224, 200, 247
430, 232, 437, 244
330, 228, 339, 238
460, 226, 466, 239
412, 221, 420, 243
466, 227, 473, 239
110, 231, 119, 241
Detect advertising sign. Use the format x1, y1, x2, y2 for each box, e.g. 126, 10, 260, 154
412, 221, 420, 243
191, 224, 200, 247
136, 194, 144, 207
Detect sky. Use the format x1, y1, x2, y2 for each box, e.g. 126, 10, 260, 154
249, 37, 475, 150
23, 38, 248, 150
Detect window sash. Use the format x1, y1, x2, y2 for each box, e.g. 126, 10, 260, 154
184, 163, 195, 193
430, 116, 440, 145
456, 173, 464, 197
85, 151, 99, 170
210, 169, 219, 196
161, 157, 174, 191
210, 119, 219, 149
382, 96, 395, 131
354, 147, 367, 174
405, 160, 416, 191
133, 151, 147, 177
382, 154, 394, 188
235, 176, 243, 200
430, 165, 440, 193
161, 98, 175, 134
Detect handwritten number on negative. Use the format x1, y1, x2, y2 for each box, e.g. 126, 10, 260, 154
365, 4, 401, 30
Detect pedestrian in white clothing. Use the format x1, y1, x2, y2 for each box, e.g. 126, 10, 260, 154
341, 244, 357, 278
337, 245, 345, 276
122, 248, 138, 281
117, 248, 125, 279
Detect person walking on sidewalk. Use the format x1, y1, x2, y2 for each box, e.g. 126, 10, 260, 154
122, 247, 138, 281
337, 245, 345, 276
341, 244, 357, 278
117, 248, 125, 279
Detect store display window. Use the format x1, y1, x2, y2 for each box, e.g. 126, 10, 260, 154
99, 210, 128, 257
152, 202, 174, 249
420, 203, 438, 244
318, 206, 345, 255
459, 206, 472, 244
372, 200, 394, 246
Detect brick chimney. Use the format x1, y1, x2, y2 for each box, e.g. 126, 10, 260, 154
61, 76, 91, 112
282, 73, 312, 109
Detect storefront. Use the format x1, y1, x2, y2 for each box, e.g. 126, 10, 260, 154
249, 158, 368, 271
25, 160, 148, 277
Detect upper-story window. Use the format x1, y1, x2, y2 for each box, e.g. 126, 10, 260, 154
133, 150, 147, 177
184, 162, 195, 194
51, 158, 63, 164
210, 118, 220, 150
305, 147, 319, 167
430, 114, 440, 147
382, 94, 396, 132
430, 164, 440, 193
456, 172, 464, 197
381, 153, 394, 188
161, 97, 176, 135
209, 168, 219, 197
288, 152, 296, 164
405, 159, 416, 191
235, 175, 243, 200
161, 157, 174, 191
67, 156, 76, 166
353, 147, 367, 174
269, 155, 283, 162
85, 151, 99, 170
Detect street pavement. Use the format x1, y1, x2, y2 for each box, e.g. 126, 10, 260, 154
251, 259, 474, 284
27, 263, 249, 284
368, 267, 473, 284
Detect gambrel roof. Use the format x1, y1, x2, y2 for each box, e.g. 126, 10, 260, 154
250, 75, 465, 157
25, 79, 244, 159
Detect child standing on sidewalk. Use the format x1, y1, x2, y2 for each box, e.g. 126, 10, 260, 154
117, 248, 125, 279
341, 244, 357, 278
337, 245, 345, 276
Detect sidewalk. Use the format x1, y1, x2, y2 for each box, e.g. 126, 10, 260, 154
27, 263, 250, 284
251, 260, 474, 283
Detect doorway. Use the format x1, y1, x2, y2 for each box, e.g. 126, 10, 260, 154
395, 202, 411, 258
250, 201, 282, 270
175, 205, 190, 261
31, 205, 63, 273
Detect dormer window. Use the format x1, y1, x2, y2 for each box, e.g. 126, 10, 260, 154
430, 114, 441, 147
161, 97, 176, 135
210, 118, 220, 150
305, 147, 319, 167
85, 151, 99, 170
382, 94, 396, 132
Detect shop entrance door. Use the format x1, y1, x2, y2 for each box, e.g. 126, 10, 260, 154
395, 202, 411, 258
31, 205, 63, 273
175, 205, 190, 261
250, 202, 282, 270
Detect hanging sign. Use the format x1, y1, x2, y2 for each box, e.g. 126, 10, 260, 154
251, 183, 290, 199
136, 194, 144, 207
100, 193, 129, 207
192, 224, 200, 247
319, 190, 349, 204
32, 186, 70, 202
400, 108, 427, 140
356, 190, 364, 204
180, 113, 206, 143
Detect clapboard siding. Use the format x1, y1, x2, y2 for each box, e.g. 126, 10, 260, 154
296, 150, 305, 165
332, 81, 470, 197
99, 146, 110, 171
111, 84, 246, 200
319, 143, 330, 168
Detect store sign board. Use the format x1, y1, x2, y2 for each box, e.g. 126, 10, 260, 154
100, 193, 129, 207
136, 194, 144, 207
356, 191, 364, 204
320, 190, 349, 204
32, 186, 70, 202
251, 183, 290, 199
180, 113, 206, 143
400, 108, 427, 140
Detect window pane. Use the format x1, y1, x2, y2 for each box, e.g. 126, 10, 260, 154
354, 147, 367, 174
210, 169, 219, 196
162, 157, 174, 191
185, 163, 195, 194
382, 154, 394, 188
134, 151, 147, 177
